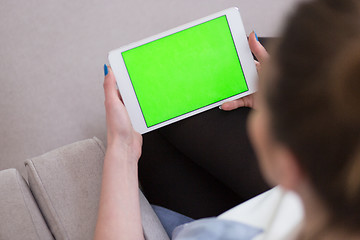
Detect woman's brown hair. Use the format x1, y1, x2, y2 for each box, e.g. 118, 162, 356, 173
266, 0, 360, 232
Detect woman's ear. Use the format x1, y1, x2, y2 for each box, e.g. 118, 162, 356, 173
274, 145, 305, 190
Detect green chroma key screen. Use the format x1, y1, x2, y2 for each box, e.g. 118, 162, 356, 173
122, 15, 248, 127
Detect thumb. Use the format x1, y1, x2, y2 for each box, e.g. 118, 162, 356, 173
103, 65, 120, 103
249, 31, 269, 63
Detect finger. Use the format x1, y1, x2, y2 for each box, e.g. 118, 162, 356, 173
249, 31, 269, 63
255, 60, 261, 72
117, 88, 124, 104
221, 98, 246, 111
109, 65, 124, 103
103, 65, 121, 103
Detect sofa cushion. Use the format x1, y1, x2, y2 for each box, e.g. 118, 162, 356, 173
0, 168, 54, 240
140, 191, 169, 240
25, 137, 105, 240
25, 137, 169, 240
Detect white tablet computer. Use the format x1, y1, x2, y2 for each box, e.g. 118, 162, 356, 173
109, 7, 257, 134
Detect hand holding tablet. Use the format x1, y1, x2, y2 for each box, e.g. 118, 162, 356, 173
220, 31, 269, 110
109, 7, 258, 133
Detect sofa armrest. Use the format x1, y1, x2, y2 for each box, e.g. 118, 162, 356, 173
25, 137, 168, 240
0, 168, 54, 240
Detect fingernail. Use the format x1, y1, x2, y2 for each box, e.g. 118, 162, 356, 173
219, 105, 222, 110
104, 64, 108, 76
254, 31, 259, 41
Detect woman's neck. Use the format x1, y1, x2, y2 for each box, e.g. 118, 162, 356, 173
297, 182, 328, 239
296, 182, 360, 240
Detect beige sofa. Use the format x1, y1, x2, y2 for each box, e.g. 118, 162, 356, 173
0, 137, 169, 240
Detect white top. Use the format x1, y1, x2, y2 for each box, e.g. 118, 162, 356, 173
218, 187, 304, 240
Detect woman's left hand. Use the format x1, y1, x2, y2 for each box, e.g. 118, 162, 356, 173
95, 65, 144, 240
220, 31, 269, 111
103, 65, 142, 160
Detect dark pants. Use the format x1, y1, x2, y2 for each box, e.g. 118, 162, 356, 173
139, 107, 269, 219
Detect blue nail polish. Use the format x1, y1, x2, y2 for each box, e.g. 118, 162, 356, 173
254, 31, 259, 41
104, 64, 108, 76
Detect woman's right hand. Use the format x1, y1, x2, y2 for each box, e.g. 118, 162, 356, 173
220, 31, 269, 110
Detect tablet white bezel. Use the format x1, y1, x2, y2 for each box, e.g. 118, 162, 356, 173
109, 7, 257, 134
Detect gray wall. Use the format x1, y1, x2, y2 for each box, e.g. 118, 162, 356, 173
0, 0, 303, 176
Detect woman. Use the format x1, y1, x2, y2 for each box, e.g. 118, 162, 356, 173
95, 0, 360, 239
